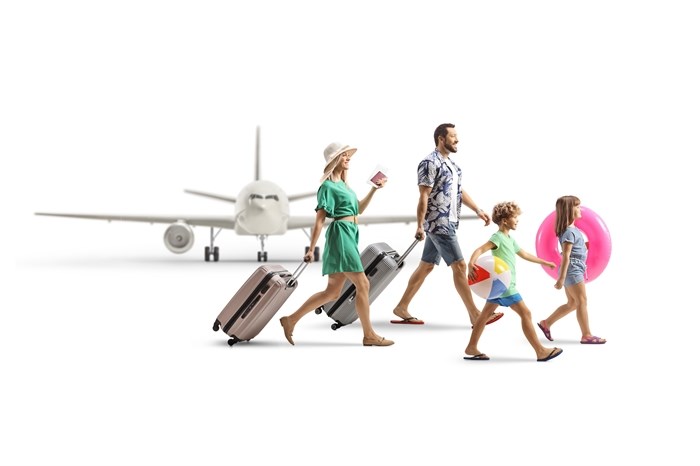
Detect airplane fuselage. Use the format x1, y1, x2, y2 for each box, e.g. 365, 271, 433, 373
234, 180, 290, 235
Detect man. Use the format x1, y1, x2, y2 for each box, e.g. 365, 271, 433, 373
390, 123, 503, 326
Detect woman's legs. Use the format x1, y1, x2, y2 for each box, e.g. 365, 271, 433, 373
344, 271, 393, 345
280, 274, 345, 345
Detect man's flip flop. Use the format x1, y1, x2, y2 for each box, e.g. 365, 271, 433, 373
464, 353, 490, 360
537, 347, 563, 362
390, 317, 425, 325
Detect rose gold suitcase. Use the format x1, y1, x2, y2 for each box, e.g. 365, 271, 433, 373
213, 262, 307, 346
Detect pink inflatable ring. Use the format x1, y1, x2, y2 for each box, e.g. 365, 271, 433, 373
535, 206, 611, 283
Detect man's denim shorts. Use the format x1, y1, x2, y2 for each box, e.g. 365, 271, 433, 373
421, 223, 463, 266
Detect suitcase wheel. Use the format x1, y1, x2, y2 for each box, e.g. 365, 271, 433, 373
227, 337, 239, 346
212, 320, 220, 332
331, 323, 339, 331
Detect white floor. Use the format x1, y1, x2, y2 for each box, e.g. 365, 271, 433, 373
4, 222, 697, 466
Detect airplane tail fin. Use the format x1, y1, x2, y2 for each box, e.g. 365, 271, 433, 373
255, 125, 261, 181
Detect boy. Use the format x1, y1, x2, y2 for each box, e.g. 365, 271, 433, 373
464, 201, 563, 362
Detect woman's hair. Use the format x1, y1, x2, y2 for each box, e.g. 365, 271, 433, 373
554, 195, 581, 237
325, 155, 349, 184
492, 201, 521, 226
338, 156, 349, 184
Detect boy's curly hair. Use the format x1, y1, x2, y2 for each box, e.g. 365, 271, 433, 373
492, 201, 521, 226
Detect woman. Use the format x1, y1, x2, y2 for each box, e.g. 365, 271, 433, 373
279, 141, 393, 346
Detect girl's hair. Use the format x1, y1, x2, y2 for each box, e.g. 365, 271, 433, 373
492, 201, 521, 226
554, 195, 581, 237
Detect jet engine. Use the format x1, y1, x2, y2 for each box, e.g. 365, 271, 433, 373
163, 221, 194, 254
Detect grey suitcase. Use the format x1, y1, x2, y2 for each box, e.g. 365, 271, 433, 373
213, 262, 307, 345
315, 239, 419, 330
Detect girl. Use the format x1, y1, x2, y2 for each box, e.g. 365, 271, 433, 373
537, 195, 606, 344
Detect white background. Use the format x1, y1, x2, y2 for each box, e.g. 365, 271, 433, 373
3, 1, 699, 465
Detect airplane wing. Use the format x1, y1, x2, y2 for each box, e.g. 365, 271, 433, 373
356, 213, 480, 226
286, 213, 479, 230
34, 212, 238, 229
286, 216, 318, 229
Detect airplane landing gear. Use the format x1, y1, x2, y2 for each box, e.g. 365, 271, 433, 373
205, 227, 222, 262
257, 235, 268, 262
305, 246, 321, 261
205, 246, 220, 262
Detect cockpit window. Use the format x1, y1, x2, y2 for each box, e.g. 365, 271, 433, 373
249, 194, 263, 200
265, 195, 279, 201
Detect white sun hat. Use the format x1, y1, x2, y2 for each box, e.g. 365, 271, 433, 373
320, 142, 357, 183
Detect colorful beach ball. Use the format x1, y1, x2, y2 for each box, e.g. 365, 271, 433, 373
468, 255, 511, 300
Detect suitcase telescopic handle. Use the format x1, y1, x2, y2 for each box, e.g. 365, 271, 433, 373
397, 238, 421, 267
286, 260, 308, 288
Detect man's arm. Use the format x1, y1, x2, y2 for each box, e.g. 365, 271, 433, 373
415, 185, 431, 240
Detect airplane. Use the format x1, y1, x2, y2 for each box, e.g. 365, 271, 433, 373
35, 126, 479, 262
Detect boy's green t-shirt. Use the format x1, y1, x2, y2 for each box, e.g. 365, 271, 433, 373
489, 230, 521, 298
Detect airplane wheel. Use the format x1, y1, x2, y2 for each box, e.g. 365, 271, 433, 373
263, 252, 268, 262
314, 247, 320, 262
213, 246, 219, 262
205, 246, 211, 262
257, 251, 262, 262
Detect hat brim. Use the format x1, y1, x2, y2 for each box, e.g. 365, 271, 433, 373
320, 147, 357, 183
